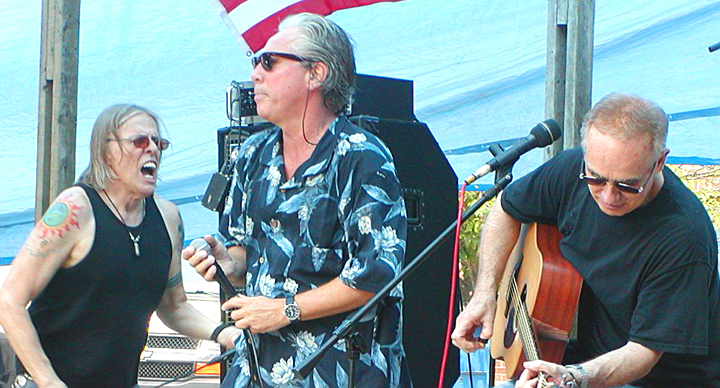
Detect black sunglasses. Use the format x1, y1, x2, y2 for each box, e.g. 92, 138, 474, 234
251, 51, 310, 71
579, 159, 656, 194
108, 134, 170, 151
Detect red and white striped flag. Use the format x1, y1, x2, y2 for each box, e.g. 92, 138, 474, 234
209, 0, 406, 54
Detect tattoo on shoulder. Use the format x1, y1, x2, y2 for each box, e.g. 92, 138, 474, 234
167, 271, 183, 288
39, 198, 83, 238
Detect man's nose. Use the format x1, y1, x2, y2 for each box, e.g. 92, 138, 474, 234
599, 183, 622, 203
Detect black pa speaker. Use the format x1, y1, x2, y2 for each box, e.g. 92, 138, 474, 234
351, 116, 459, 388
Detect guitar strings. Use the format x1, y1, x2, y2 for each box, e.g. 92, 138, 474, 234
508, 276, 550, 387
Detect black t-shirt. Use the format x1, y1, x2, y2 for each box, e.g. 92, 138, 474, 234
500, 148, 720, 387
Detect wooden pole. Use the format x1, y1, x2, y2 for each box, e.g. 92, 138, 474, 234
36, 0, 81, 221
544, 0, 595, 159
544, 0, 568, 160
563, 0, 595, 151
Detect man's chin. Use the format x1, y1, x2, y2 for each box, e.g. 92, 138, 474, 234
599, 204, 629, 217
138, 180, 157, 197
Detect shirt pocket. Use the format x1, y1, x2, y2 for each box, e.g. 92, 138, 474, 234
306, 196, 343, 249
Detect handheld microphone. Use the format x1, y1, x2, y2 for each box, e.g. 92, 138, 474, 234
464, 119, 562, 184
189, 238, 239, 297
189, 239, 263, 386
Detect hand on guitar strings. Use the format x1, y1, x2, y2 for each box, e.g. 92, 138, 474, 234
515, 361, 581, 388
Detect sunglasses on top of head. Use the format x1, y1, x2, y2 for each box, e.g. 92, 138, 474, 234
579, 159, 656, 195
108, 134, 170, 151
251, 51, 312, 72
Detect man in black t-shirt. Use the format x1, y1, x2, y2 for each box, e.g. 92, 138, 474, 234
452, 93, 720, 387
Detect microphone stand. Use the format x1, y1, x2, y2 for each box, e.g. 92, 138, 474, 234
293, 150, 517, 385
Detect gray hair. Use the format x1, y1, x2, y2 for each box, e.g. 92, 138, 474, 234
580, 93, 668, 159
279, 13, 356, 114
79, 104, 165, 189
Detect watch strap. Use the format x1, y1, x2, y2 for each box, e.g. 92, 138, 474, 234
566, 364, 589, 388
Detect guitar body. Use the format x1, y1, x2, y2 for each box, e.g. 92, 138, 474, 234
490, 223, 583, 379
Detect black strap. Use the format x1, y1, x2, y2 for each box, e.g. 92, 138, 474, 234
210, 322, 234, 342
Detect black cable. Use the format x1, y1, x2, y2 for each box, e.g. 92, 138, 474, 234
302, 78, 318, 146
456, 292, 475, 388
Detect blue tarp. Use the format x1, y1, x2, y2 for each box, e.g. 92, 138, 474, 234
1, 0, 719, 258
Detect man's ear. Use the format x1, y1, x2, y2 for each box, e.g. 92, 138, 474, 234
655, 148, 670, 173
308, 62, 328, 90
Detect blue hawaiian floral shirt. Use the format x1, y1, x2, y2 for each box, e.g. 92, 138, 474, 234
220, 116, 412, 388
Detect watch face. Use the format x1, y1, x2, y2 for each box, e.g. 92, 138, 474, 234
284, 303, 300, 321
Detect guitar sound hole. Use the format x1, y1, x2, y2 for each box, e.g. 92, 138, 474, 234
504, 307, 517, 349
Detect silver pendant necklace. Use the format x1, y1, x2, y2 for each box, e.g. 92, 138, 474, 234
102, 190, 145, 257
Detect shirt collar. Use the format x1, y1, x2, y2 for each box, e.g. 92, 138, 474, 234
262, 117, 344, 190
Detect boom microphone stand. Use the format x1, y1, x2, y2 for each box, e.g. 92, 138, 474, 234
292, 151, 517, 386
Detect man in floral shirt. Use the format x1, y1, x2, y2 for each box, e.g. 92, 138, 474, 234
184, 12, 412, 388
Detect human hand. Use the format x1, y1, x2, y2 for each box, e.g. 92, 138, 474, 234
451, 293, 496, 352
515, 360, 577, 388
222, 295, 289, 334
181, 235, 237, 282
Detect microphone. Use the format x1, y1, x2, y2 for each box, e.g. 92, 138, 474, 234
190, 239, 263, 384
464, 119, 562, 184
710, 41, 720, 53
189, 238, 239, 297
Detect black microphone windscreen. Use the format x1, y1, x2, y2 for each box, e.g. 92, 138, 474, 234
530, 119, 562, 147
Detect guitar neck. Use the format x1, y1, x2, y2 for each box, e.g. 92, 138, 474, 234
509, 278, 541, 361
510, 278, 553, 387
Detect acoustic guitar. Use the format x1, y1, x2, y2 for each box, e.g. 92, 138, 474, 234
490, 223, 583, 386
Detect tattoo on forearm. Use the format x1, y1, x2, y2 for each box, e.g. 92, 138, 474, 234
167, 271, 183, 288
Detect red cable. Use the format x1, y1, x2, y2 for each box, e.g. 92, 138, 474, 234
438, 182, 467, 388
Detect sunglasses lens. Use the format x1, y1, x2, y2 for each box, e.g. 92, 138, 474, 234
132, 136, 150, 148
130, 135, 169, 150
582, 176, 605, 186
251, 53, 274, 71
262, 53, 273, 71
616, 184, 641, 194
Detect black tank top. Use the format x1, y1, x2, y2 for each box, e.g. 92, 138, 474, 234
27, 184, 172, 388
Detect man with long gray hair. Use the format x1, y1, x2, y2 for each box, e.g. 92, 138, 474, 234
0, 104, 240, 388
184, 13, 412, 388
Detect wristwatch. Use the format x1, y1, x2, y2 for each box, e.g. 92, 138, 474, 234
566, 364, 589, 388
283, 295, 300, 322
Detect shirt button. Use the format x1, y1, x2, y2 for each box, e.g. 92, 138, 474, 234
259, 256, 265, 264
